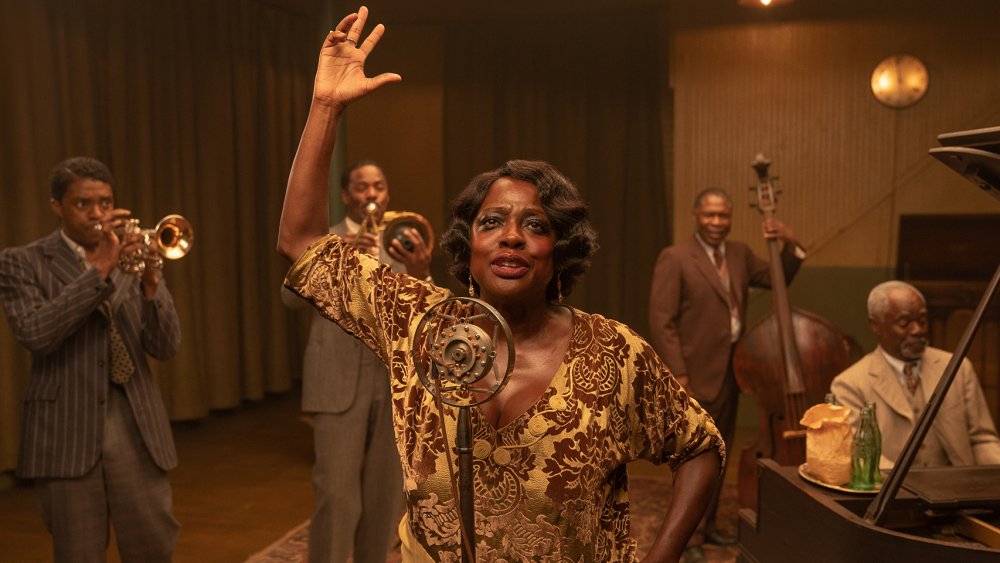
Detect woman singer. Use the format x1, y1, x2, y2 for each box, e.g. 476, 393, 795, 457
277, 7, 724, 561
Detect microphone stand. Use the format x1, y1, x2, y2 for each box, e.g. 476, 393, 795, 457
457, 407, 475, 562
413, 297, 514, 563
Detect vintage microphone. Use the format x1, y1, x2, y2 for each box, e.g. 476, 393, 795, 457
411, 296, 514, 562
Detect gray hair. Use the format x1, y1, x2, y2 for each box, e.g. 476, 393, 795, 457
692, 187, 732, 211
867, 280, 925, 321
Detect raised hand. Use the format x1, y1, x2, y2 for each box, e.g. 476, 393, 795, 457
277, 7, 400, 263
313, 6, 402, 112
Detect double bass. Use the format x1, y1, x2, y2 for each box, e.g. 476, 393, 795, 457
733, 154, 858, 511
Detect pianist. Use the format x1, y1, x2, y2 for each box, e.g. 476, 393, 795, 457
830, 280, 1000, 469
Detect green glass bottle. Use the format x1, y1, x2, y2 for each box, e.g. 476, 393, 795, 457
850, 403, 881, 490
869, 402, 882, 484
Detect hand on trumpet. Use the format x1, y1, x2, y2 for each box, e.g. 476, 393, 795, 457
388, 227, 431, 281
139, 237, 162, 298
89, 208, 135, 280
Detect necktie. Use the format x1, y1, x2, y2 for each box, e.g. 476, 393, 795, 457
713, 248, 741, 337
903, 362, 919, 394
713, 249, 738, 304
76, 250, 134, 385
101, 301, 134, 385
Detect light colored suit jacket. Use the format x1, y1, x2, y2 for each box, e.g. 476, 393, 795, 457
648, 236, 802, 401
0, 230, 181, 478
281, 220, 404, 413
831, 346, 1000, 468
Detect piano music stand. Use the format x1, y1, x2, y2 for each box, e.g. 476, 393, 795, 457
928, 125, 1000, 201
902, 465, 1000, 510
865, 126, 1000, 525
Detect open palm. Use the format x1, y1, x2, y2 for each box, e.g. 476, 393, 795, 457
313, 7, 401, 111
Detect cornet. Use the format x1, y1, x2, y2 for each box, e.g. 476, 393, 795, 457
97, 214, 194, 275
359, 202, 434, 254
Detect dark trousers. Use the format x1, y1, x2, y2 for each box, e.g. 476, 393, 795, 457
688, 354, 739, 546
37, 384, 178, 563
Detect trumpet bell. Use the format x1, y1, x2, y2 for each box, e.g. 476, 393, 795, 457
155, 214, 194, 260
381, 211, 434, 254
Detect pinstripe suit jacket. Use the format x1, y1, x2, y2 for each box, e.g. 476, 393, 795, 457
0, 230, 181, 478
281, 220, 404, 413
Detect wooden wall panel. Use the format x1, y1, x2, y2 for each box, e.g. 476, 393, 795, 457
670, 15, 1000, 268
669, 8, 1000, 420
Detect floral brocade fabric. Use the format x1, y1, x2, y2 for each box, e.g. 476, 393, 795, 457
285, 235, 725, 562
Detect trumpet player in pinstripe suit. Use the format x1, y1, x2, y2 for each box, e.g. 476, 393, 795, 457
0, 157, 182, 562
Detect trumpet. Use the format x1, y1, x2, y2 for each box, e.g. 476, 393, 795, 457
108, 214, 194, 275
360, 202, 434, 254
360, 201, 381, 237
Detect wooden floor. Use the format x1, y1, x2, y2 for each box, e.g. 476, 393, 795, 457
0, 388, 315, 563
0, 387, 751, 562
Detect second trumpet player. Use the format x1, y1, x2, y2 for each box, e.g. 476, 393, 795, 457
280, 159, 434, 563
341, 161, 432, 279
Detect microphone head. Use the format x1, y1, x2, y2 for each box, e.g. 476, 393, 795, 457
411, 297, 514, 408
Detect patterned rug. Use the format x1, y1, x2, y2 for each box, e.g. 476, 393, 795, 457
245, 475, 738, 562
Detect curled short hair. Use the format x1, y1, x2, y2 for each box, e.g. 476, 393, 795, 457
49, 157, 114, 201
440, 160, 599, 302
867, 280, 924, 322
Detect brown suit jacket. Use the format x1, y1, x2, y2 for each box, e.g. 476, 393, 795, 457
648, 236, 802, 401
0, 230, 181, 478
831, 346, 1000, 468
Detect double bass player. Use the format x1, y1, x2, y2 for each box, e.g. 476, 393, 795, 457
648, 187, 805, 562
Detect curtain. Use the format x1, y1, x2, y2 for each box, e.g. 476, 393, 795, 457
443, 9, 672, 336
0, 0, 322, 472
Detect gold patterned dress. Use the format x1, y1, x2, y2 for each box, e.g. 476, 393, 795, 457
285, 234, 725, 562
